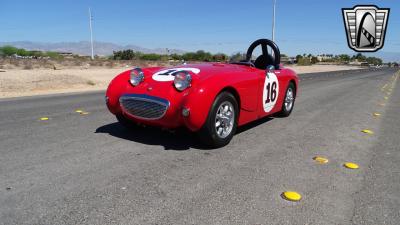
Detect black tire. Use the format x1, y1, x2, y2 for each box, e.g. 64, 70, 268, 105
278, 82, 296, 117
198, 92, 239, 148
116, 114, 138, 130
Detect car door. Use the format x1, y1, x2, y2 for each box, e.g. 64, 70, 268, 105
258, 67, 282, 118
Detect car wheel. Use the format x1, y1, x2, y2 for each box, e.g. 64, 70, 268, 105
278, 82, 296, 117
198, 92, 238, 148
116, 114, 138, 130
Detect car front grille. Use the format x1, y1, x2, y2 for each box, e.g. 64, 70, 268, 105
119, 94, 170, 120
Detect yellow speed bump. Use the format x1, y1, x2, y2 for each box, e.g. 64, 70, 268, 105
282, 191, 302, 202
384, 96, 389, 100
313, 156, 329, 164
75, 109, 83, 113
344, 162, 359, 169
373, 113, 381, 117
361, 129, 374, 135
40, 117, 49, 121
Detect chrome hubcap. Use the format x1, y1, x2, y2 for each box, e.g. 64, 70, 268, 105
285, 88, 294, 111
215, 101, 235, 138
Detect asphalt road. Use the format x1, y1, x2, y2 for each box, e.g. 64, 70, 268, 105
1, 68, 399, 225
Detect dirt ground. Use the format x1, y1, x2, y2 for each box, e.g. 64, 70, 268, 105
0, 64, 361, 98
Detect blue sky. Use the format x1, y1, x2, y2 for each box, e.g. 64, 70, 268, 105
0, 0, 399, 56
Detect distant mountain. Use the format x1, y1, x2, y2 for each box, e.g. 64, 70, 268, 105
0, 41, 185, 56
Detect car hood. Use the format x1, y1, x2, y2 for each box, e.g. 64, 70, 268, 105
142, 63, 254, 84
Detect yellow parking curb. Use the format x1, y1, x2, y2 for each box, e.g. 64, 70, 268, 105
313, 156, 329, 164
282, 191, 302, 202
344, 162, 359, 169
361, 129, 374, 135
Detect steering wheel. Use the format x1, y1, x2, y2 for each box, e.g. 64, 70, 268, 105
246, 39, 281, 70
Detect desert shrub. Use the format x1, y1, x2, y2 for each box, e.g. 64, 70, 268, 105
86, 80, 96, 86
105, 61, 115, 68
297, 58, 312, 66
88, 60, 101, 66
113, 50, 137, 60
73, 60, 82, 67
311, 56, 319, 64
23, 62, 33, 70
9, 59, 20, 67
139, 54, 162, 61
37, 59, 51, 69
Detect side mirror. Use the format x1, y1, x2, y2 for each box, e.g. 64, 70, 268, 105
266, 65, 275, 74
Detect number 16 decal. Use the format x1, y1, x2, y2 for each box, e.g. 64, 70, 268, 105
263, 72, 279, 112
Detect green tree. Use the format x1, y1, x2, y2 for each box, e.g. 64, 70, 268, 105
170, 54, 183, 61
338, 54, 350, 62
230, 52, 244, 62
366, 57, 382, 65
353, 53, 367, 61
112, 49, 137, 60
1, 46, 18, 56
16, 48, 30, 56
311, 56, 319, 64
140, 53, 162, 61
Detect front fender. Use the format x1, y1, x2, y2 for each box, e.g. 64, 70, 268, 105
181, 84, 217, 131
106, 71, 131, 115
181, 74, 249, 131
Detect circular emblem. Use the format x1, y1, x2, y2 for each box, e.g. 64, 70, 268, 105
152, 68, 200, 82
263, 72, 279, 113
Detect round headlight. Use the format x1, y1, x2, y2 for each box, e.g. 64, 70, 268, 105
173, 71, 192, 91
130, 68, 144, 86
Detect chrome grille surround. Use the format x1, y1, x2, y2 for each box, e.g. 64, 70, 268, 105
119, 94, 170, 120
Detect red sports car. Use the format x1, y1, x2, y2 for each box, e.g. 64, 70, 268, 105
106, 39, 299, 147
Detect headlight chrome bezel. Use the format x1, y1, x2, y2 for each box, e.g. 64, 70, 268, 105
173, 71, 192, 91
129, 68, 145, 86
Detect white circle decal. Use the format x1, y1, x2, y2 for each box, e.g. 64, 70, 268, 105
263, 72, 279, 113
152, 68, 200, 81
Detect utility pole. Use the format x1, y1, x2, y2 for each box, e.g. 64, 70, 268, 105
89, 7, 94, 60
272, 0, 276, 42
